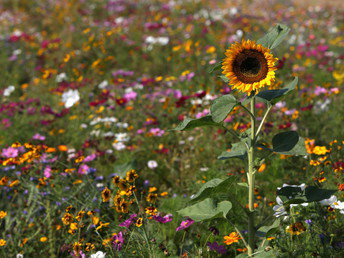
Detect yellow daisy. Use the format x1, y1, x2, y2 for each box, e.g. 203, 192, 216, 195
222, 40, 278, 95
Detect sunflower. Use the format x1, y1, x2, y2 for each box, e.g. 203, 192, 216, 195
222, 40, 278, 95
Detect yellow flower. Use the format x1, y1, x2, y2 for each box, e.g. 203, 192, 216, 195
222, 40, 278, 95
223, 232, 241, 245
312, 146, 330, 155
101, 187, 111, 202
286, 222, 306, 235
0, 239, 6, 246
0, 211, 7, 219
136, 217, 143, 227
40, 237, 48, 242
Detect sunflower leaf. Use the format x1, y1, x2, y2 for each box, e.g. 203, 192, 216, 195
257, 24, 291, 49
173, 115, 222, 131
256, 77, 298, 104
218, 142, 247, 160
272, 131, 307, 156
210, 94, 238, 123
208, 62, 222, 74
177, 198, 232, 222
218, 75, 230, 83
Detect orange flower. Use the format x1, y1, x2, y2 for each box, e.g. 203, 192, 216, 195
223, 232, 241, 245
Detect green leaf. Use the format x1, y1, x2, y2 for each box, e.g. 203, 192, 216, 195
190, 177, 234, 203
218, 75, 229, 83
114, 161, 137, 178
257, 24, 291, 49
173, 115, 221, 131
177, 198, 232, 222
305, 186, 337, 202
218, 142, 247, 160
272, 131, 307, 155
257, 218, 280, 238
208, 62, 222, 74
277, 186, 337, 203
256, 77, 298, 104
191, 178, 223, 201
210, 94, 238, 123
237, 182, 249, 188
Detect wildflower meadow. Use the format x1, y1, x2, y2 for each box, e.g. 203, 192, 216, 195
0, 0, 343, 257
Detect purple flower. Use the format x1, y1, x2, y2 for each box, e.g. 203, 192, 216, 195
176, 218, 194, 231
305, 219, 312, 225
152, 214, 173, 223
113, 231, 124, 251
119, 214, 137, 228
207, 242, 227, 254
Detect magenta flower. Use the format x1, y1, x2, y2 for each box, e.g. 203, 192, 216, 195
78, 164, 89, 175
2, 147, 19, 158
176, 218, 194, 231
152, 214, 173, 223
149, 128, 165, 136
32, 133, 46, 141
119, 214, 137, 228
113, 231, 124, 251
44, 166, 52, 178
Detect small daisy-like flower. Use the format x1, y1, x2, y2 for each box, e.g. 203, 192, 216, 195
223, 232, 241, 245
222, 40, 278, 95
0, 211, 7, 219
286, 222, 306, 235
101, 187, 111, 202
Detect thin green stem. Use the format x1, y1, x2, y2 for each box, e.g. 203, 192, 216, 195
227, 219, 249, 248
133, 192, 153, 256
239, 103, 255, 121
255, 105, 272, 138
247, 97, 256, 256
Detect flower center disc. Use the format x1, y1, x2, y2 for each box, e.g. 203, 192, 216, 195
232, 50, 268, 83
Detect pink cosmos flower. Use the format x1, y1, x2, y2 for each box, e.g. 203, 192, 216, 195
176, 218, 194, 231
2, 147, 19, 158
78, 164, 89, 175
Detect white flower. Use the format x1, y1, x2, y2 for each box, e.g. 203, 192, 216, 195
62, 89, 80, 108
3, 85, 15, 97
115, 133, 129, 142
98, 80, 108, 89
145, 36, 169, 45
56, 73, 67, 82
113, 142, 126, 151
90, 251, 106, 258
16, 254, 24, 258
319, 195, 337, 206
147, 160, 158, 169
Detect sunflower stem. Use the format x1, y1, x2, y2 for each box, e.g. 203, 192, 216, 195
247, 97, 256, 256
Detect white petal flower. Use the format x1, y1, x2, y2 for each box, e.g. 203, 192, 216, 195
62, 89, 80, 108
90, 251, 106, 258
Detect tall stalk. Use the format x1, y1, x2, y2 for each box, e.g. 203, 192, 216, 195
247, 97, 256, 256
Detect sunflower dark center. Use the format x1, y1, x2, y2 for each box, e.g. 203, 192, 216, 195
240, 57, 261, 76
232, 50, 269, 83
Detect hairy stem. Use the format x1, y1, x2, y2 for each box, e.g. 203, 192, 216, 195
247, 97, 256, 256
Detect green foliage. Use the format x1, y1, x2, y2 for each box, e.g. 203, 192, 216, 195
210, 94, 238, 123
177, 198, 232, 222
190, 177, 234, 203
277, 185, 337, 204
218, 142, 247, 160
257, 24, 291, 49
256, 77, 298, 104
272, 131, 307, 155
173, 116, 222, 131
